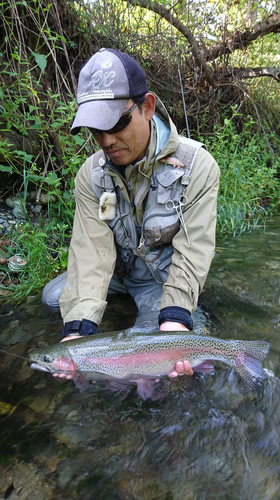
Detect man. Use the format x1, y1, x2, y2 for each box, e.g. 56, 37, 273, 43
42, 48, 220, 379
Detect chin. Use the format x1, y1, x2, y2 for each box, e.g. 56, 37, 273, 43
111, 155, 131, 166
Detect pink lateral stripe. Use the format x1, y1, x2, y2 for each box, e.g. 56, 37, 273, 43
84, 347, 193, 367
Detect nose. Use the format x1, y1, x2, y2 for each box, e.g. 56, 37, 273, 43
99, 132, 117, 148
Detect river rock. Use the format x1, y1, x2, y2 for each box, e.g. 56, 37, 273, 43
0, 461, 53, 500
39, 193, 56, 205
5, 197, 16, 208
53, 419, 104, 448
12, 199, 26, 220
27, 396, 52, 413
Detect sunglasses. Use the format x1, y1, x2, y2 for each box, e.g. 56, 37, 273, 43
88, 102, 138, 136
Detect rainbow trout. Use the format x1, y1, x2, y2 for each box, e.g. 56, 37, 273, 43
29, 325, 270, 397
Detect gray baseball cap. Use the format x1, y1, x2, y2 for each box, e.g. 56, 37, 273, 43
70, 48, 149, 135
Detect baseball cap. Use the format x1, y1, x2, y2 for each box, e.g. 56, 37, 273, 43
70, 48, 149, 135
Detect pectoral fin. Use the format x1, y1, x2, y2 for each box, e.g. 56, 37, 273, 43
136, 379, 162, 400
73, 373, 90, 390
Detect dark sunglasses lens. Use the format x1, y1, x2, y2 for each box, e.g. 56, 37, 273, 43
88, 127, 102, 136
89, 115, 132, 136
110, 114, 132, 134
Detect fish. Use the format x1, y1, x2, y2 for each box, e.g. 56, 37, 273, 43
29, 325, 271, 398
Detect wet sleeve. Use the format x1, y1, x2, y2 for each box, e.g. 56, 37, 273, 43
59, 159, 117, 326
160, 148, 220, 314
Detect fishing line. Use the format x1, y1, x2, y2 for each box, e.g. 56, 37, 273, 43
0, 348, 29, 361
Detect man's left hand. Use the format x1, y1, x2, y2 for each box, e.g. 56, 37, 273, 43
159, 321, 193, 378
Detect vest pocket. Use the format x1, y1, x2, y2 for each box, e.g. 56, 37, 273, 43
156, 169, 184, 204
142, 166, 185, 248
144, 216, 180, 248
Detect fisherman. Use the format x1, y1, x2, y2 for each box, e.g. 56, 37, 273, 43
42, 48, 220, 379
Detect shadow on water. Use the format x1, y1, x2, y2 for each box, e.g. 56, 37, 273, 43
1, 217, 280, 499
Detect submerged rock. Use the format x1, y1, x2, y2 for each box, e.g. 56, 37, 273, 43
0, 462, 53, 500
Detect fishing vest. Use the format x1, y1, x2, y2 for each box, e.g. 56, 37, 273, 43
90, 136, 203, 283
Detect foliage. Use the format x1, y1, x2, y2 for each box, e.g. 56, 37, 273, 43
200, 112, 280, 236
0, 0, 98, 199
0, 219, 70, 303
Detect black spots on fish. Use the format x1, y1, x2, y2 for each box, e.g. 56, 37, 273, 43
234, 353, 245, 367
244, 340, 271, 362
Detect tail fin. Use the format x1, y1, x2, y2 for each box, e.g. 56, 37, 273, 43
233, 341, 271, 390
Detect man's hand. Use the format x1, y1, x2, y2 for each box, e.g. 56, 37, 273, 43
61, 335, 81, 342
159, 321, 193, 378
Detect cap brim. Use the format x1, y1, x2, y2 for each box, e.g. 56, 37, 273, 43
70, 99, 129, 135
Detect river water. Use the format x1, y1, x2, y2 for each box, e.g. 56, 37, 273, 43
0, 217, 280, 499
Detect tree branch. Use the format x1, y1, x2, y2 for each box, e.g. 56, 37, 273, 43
122, 0, 216, 87
207, 13, 280, 61
222, 67, 280, 82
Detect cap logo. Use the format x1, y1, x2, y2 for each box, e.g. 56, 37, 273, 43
78, 69, 116, 103
91, 69, 115, 88
102, 59, 113, 69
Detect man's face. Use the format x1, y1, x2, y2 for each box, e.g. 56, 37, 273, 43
93, 94, 155, 166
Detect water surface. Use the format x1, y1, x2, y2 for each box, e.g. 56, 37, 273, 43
0, 217, 280, 499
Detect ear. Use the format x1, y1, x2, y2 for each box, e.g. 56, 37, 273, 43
143, 93, 156, 121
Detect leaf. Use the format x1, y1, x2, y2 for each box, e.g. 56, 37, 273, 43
0, 164, 13, 173
49, 172, 58, 181
28, 173, 41, 182
72, 135, 85, 145
63, 190, 72, 199
14, 150, 34, 163
32, 52, 47, 74
33, 232, 48, 238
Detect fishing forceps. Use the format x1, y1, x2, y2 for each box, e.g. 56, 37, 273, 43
165, 195, 190, 245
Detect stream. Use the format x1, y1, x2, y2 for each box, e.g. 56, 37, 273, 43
0, 216, 280, 500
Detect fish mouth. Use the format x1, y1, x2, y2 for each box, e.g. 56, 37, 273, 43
30, 362, 54, 373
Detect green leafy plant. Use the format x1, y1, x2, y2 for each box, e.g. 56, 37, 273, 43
0, 219, 71, 303
201, 112, 280, 235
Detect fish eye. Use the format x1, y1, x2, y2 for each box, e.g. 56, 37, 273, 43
43, 355, 52, 363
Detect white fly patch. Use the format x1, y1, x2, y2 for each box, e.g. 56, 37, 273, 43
99, 191, 117, 221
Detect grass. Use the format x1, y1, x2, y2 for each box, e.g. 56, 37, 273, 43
0, 215, 71, 304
